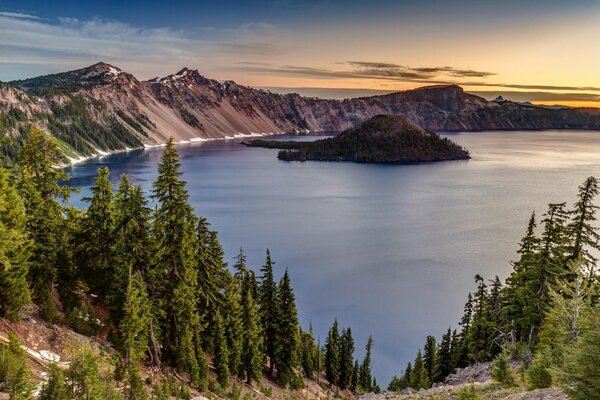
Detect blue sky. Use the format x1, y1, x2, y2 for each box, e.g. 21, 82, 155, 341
1, 0, 600, 105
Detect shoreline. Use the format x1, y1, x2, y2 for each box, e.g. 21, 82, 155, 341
64, 129, 306, 167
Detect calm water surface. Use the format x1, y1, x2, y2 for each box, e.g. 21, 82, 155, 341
65, 131, 600, 384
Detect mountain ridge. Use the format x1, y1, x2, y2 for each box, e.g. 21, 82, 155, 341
2, 62, 600, 161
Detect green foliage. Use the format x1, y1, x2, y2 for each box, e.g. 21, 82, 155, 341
214, 310, 230, 389
258, 249, 278, 377
0, 166, 30, 321
455, 384, 482, 400
274, 269, 301, 388
490, 352, 514, 386
39, 364, 69, 400
338, 328, 354, 389
152, 138, 201, 375
324, 319, 340, 386
65, 347, 104, 400
526, 347, 553, 389
17, 127, 72, 320
0, 333, 32, 400
553, 304, 600, 399
360, 336, 374, 391
239, 281, 263, 385
249, 115, 469, 163
77, 167, 115, 301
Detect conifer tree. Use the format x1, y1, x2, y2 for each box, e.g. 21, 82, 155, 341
433, 328, 453, 383
468, 275, 491, 362
17, 127, 72, 319
66, 346, 104, 400
456, 293, 473, 367
77, 167, 115, 300
213, 310, 230, 389
223, 273, 243, 376
259, 249, 278, 377
195, 218, 223, 318
567, 176, 599, 265
300, 325, 317, 379
487, 276, 504, 357
339, 327, 355, 389
274, 269, 301, 387
39, 364, 69, 400
422, 336, 436, 384
152, 138, 200, 376
503, 212, 540, 342
120, 268, 151, 400
351, 360, 360, 390
0, 333, 32, 399
409, 351, 428, 389
239, 280, 263, 385
0, 167, 30, 321
112, 177, 154, 318
360, 336, 373, 391
324, 319, 340, 385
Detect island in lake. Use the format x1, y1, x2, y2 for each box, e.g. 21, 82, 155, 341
245, 114, 470, 163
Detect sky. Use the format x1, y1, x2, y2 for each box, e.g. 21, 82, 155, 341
1, 0, 600, 106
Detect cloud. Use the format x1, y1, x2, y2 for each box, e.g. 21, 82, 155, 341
0, 11, 40, 20
0, 10, 289, 80
237, 62, 600, 93
346, 61, 496, 79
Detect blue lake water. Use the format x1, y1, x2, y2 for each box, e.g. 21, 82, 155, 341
65, 130, 600, 384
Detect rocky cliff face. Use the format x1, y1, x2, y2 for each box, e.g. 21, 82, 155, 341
2, 62, 600, 160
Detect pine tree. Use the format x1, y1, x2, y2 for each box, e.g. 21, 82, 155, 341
213, 310, 230, 389
0, 333, 32, 399
360, 336, 373, 391
17, 127, 72, 319
487, 276, 504, 357
239, 281, 263, 385
503, 212, 540, 342
223, 273, 243, 376
422, 336, 436, 384
120, 268, 151, 400
151, 138, 200, 377
0, 167, 30, 321
39, 364, 69, 400
567, 176, 600, 265
409, 351, 428, 389
468, 275, 491, 362
433, 328, 453, 383
300, 325, 317, 379
77, 167, 115, 300
66, 346, 103, 400
195, 218, 224, 320
274, 269, 301, 387
111, 176, 154, 327
324, 319, 340, 386
338, 327, 355, 389
456, 293, 473, 367
351, 360, 360, 390
259, 249, 278, 377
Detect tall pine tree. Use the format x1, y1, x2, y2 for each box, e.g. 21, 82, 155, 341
0, 166, 31, 321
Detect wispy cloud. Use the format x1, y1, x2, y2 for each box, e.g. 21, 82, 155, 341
0, 11, 40, 20
0, 10, 290, 80
345, 61, 496, 79
236, 61, 600, 93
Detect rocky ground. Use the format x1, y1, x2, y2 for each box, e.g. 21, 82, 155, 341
0, 316, 355, 400
359, 363, 567, 400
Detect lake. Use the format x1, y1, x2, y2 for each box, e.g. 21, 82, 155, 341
65, 130, 600, 385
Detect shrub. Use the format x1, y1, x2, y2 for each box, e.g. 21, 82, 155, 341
0, 333, 32, 399
527, 348, 553, 389
491, 352, 515, 386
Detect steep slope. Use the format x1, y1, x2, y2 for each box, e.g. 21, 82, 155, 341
2, 62, 600, 162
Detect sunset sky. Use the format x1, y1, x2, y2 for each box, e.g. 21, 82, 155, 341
1, 0, 600, 106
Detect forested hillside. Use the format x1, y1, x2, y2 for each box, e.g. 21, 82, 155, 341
0, 128, 377, 399
388, 177, 600, 399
